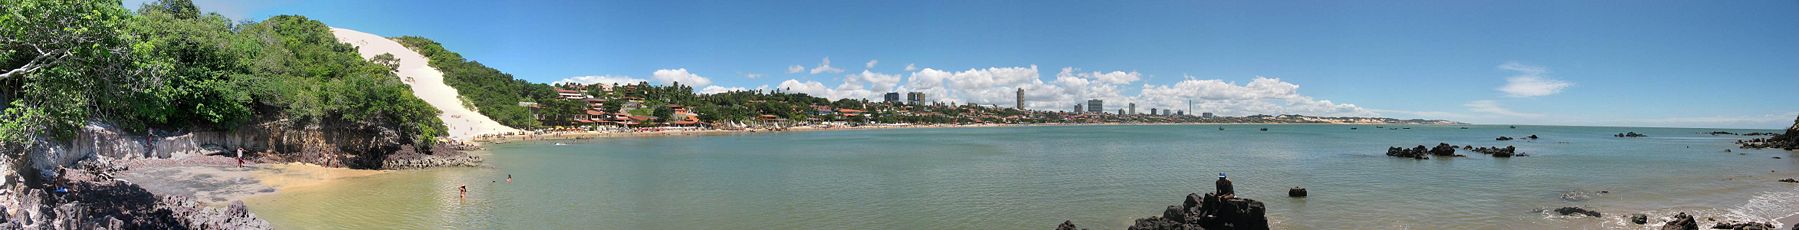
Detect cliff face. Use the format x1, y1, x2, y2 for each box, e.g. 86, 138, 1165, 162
37, 116, 421, 172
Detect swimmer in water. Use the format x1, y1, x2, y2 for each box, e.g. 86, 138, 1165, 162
459, 185, 467, 200
507, 174, 512, 184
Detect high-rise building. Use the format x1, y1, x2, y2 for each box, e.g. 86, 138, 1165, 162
1087, 99, 1103, 113
1177, 110, 1185, 116
906, 92, 926, 105
1118, 109, 1125, 115
1150, 108, 1158, 116
1074, 104, 1083, 113
1202, 112, 1215, 118
883, 92, 901, 103
1015, 88, 1024, 110
1128, 103, 1136, 115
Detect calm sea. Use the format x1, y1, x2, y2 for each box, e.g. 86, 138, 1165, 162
244, 124, 1799, 229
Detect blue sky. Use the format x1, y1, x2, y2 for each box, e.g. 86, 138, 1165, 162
136, 0, 1799, 129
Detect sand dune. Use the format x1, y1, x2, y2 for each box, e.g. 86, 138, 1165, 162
330, 28, 518, 142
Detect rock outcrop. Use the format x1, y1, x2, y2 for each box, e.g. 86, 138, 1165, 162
1470, 146, 1519, 157
0, 160, 271, 229
1738, 115, 1799, 150
1616, 132, 1648, 138
1552, 207, 1601, 217
1126, 193, 1269, 230
1386, 143, 1460, 159
1496, 136, 1514, 141
1631, 214, 1648, 224
1711, 221, 1776, 230
1663, 212, 1697, 230
1055, 220, 1084, 230
1287, 187, 1306, 197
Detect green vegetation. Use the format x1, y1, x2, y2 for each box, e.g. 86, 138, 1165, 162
2, 0, 442, 146
391, 36, 552, 129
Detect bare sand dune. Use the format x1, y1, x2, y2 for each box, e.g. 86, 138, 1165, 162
330, 28, 517, 142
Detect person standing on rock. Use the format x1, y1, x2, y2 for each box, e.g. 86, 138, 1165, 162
1216, 173, 1234, 198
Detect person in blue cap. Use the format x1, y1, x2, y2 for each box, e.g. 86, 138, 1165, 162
1215, 172, 1234, 197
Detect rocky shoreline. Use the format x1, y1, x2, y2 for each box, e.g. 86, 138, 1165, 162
1737, 115, 1799, 150
1057, 192, 1270, 230
2, 121, 484, 229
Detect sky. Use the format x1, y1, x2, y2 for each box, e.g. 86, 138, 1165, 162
130, 0, 1799, 129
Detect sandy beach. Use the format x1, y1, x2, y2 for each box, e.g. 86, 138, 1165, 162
116, 157, 390, 206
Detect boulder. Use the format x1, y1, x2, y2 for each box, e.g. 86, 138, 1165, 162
1663, 212, 1697, 230
1631, 214, 1648, 224
1553, 207, 1601, 217
1127, 193, 1269, 230
1288, 187, 1307, 197
1616, 132, 1648, 137
1496, 136, 1514, 141
1780, 178, 1798, 183
1055, 220, 1082, 230
1711, 221, 1776, 230
1528, 135, 1539, 139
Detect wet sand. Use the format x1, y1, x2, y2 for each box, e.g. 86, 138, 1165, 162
116, 157, 387, 206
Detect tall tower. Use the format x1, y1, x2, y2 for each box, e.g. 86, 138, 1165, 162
1128, 103, 1136, 115
1015, 88, 1024, 110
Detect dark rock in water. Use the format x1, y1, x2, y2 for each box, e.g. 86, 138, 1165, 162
1528, 135, 1539, 139
1288, 187, 1307, 197
1127, 193, 1269, 230
1775, 157, 1782, 159
1470, 145, 1518, 157
1779, 178, 1798, 183
1664, 212, 1698, 230
1056, 220, 1083, 230
1430, 143, 1457, 156
1631, 214, 1648, 224
1711, 221, 1776, 230
1553, 207, 1601, 217
1496, 136, 1514, 141
1386, 145, 1432, 159
1616, 132, 1647, 137
1259, 128, 1268, 131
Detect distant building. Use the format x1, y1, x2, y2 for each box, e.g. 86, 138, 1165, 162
884, 92, 901, 103
1087, 99, 1103, 113
555, 88, 586, 100
1117, 109, 1125, 115
1150, 108, 1158, 115
1074, 104, 1083, 113
1128, 103, 1136, 115
906, 92, 927, 105
1177, 110, 1184, 116
1015, 88, 1025, 110
1202, 112, 1215, 118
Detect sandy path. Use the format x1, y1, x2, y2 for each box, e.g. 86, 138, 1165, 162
330, 28, 518, 142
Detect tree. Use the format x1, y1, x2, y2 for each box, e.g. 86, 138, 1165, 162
653, 106, 674, 123
371, 53, 400, 72
1, 0, 137, 142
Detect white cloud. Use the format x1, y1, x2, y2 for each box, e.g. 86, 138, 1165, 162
1135, 77, 1373, 116
1464, 100, 1542, 117
809, 57, 845, 74
651, 68, 713, 87
1496, 62, 1572, 97
904, 63, 917, 72
787, 65, 805, 74
554, 75, 649, 86
865, 59, 878, 69
698, 85, 748, 95
743, 72, 763, 79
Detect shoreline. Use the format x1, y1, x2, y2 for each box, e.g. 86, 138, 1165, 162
473, 122, 1490, 144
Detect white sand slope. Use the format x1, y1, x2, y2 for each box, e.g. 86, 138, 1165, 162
330, 28, 518, 142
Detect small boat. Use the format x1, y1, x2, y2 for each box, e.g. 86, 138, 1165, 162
554, 142, 568, 146
1350, 127, 1358, 130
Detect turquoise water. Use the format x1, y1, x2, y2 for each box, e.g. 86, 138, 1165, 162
247, 124, 1799, 229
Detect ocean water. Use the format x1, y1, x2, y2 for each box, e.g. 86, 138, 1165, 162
243, 124, 1799, 229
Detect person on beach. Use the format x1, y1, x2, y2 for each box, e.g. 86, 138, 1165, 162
1215, 173, 1234, 198
235, 147, 245, 168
